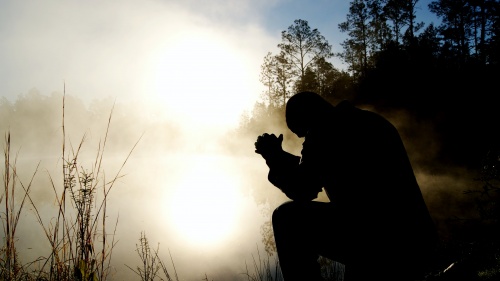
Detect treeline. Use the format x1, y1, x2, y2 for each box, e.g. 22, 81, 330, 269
0, 89, 183, 159
243, 0, 500, 169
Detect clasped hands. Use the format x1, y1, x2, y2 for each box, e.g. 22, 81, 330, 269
255, 133, 283, 160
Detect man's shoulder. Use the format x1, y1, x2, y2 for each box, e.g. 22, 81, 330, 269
335, 100, 394, 128
335, 100, 364, 117
336, 100, 353, 109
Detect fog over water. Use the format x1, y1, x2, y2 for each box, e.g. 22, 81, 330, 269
1, 91, 283, 281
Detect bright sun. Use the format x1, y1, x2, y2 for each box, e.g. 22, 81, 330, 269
165, 154, 242, 248
152, 32, 255, 128
153, 30, 255, 248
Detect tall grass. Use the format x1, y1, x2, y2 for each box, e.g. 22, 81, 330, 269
1, 89, 140, 280
242, 246, 344, 281
126, 232, 180, 281
243, 246, 282, 281
1, 132, 40, 280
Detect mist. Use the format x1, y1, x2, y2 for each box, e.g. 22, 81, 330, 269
364, 106, 484, 240
1, 89, 284, 281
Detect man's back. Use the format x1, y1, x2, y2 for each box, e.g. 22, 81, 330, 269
304, 100, 437, 277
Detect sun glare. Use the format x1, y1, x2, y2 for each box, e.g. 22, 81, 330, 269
165, 154, 242, 248
152, 33, 255, 129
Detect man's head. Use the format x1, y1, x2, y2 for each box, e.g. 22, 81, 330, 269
286, 91, 334, 137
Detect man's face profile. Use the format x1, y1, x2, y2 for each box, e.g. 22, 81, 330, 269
291, 124, 307, 138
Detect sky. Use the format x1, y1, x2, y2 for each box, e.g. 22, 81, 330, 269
0, 0, 440, 125
0, 1, 446, 280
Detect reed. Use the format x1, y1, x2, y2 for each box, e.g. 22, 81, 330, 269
1, 131, 40, 280
1, 88, 140, 280
242, 245, 282, 281
126, 232, 180, 281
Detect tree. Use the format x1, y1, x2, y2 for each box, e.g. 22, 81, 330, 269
294, 66, 319, 94
310, 58, 336, 96
417, 23, 442, 59
401, 0, 423, 43
339, 0, 372, 78
384, 0, 407, 44
277, 19, 333, 93
259, 52, 276, 106
259, 19, 338, 106
273, 53, 295, 106
259, 52, 294, 107
485, 0, 500, 65
367, 0, 392, 52
429, 0, 475, 64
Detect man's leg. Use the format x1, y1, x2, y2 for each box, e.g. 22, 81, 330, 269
272, 201, 343, 281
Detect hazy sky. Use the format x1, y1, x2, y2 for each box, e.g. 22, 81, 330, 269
0, 0, 439, 129
0, 1, 444, 281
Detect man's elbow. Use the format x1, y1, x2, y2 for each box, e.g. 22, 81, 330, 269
283, 189, 319, 202
267, 172, 321, 201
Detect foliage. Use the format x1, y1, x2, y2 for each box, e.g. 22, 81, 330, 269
338, 0, 373, 78
278, 19, 334, 92
259, 52, 294, 107
338, 0, 500, 79
259, 19, 339, 107
429, 0, 499, 66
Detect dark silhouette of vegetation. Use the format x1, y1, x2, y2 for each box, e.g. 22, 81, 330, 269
259, 20, 355, 107
126, 232, 180, 281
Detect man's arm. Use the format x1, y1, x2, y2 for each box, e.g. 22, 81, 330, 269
255, 133, 322, 201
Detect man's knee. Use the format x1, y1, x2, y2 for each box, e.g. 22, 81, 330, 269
272, 201, 300, 224
273, 200, 319, 228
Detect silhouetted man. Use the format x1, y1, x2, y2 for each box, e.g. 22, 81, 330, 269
255, 91, 438, 281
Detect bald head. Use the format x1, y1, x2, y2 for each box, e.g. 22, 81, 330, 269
286, 91, 335, 137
